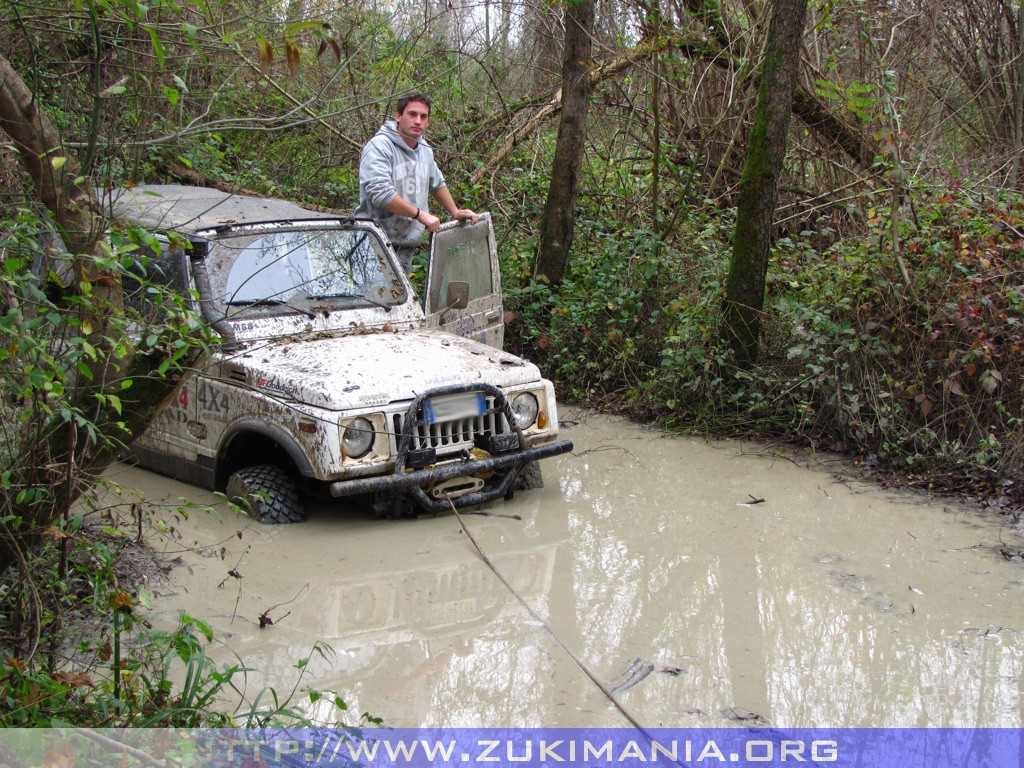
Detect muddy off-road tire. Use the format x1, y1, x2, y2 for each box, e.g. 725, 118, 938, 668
226, 465, 305, 524
511, 460, 543, 491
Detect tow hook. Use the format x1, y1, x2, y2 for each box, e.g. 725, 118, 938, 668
430, 476, 486, 500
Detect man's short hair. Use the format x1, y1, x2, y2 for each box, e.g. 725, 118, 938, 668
396, 93, 431, 115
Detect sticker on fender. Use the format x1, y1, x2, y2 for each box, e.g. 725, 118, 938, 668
424, 393, 485, 423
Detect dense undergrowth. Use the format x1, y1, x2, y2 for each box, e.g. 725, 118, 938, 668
502, 185, 1023, 509
0, 492, 353, 727
0, 217, 355, 727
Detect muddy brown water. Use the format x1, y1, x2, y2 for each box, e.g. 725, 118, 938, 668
106, 411, 1024, 728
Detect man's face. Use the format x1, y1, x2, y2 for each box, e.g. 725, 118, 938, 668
395, 100, 430, 144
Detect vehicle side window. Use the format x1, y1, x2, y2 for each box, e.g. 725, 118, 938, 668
122, 244, 190, 319
427, 233, 493, 310
27, 230, 71, 287
29, 231, 186, 308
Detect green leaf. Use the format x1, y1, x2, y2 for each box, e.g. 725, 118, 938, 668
145, 25, 165, 67
848, 81, 877, 95
285, 20, 329, 34
183, 614, 214, 642
814, 78, 843, 98
163, 86, 179, 105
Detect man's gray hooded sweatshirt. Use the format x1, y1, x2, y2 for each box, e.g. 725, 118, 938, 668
355, 120, 446, 250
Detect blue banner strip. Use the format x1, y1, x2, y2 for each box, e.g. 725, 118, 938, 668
1, 728, 1021, 768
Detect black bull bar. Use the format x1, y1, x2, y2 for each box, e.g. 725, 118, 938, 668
329, 439, 573, 511
329, 383, 573, 512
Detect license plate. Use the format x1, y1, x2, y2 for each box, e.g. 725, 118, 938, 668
424, 393, 485, 423
430, 597, 481, 624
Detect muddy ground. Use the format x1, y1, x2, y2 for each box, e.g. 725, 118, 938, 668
104, 410, 1024, 728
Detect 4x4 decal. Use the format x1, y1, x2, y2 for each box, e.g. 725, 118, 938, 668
196, 382, 230, 414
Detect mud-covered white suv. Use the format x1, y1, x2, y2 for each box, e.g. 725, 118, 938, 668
107, 185, 572, 523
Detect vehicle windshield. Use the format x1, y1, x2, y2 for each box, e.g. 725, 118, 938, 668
206, 225, 404, 317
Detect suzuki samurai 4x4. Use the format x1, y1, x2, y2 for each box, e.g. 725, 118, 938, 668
105, 185, 572, 523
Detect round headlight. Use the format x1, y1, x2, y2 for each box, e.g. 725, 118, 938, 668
343, 417, 375, 458
510, 392, 539, 429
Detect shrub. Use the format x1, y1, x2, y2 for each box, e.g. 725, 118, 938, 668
504, 185, 1023, 503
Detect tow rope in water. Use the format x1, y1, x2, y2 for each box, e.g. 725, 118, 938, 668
444, 497, 659, 736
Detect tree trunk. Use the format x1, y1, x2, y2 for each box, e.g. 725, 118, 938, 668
533, 0, 595, 287
0, 53, 199, 572
526, 2, 564, 94
722, 0, 810, 366
0, 56, 101, 259
1012, 1, 1024, 188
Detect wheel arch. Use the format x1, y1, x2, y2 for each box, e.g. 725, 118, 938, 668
216, 420, 316, 489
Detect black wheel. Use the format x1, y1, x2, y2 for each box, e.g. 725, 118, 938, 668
512, 460, 544, 491
226, 465, 305, 524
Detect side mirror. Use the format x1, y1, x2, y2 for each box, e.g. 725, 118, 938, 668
445, 281, 470, 310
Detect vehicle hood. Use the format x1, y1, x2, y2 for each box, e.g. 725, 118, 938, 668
229, 328, 542, 410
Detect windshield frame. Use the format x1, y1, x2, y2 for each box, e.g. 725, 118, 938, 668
197, 220, 408, 322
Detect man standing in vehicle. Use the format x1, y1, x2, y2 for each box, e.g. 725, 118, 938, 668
356, 93, 478, 274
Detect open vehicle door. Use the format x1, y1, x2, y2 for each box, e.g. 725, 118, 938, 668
424, 214, 503, 349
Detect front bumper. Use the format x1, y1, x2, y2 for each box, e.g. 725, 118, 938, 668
329, 438, 573, 512
330, 382, 572, 513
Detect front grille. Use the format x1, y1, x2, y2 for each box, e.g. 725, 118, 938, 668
392, 394, 511, 457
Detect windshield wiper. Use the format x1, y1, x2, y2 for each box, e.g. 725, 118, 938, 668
309, 292, 392, 311
227, 298, 314, 319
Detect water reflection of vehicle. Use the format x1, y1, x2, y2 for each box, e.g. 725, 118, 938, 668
330, 546, 555, 639
181, 497, 565, 725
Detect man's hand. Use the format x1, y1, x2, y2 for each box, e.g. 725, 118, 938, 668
416, 209, 442, 232
431, 188, 478, 226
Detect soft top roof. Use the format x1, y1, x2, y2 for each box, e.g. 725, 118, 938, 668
104, 184, 341, 236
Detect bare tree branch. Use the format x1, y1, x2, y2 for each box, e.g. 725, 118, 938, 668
471, 23, 877, 184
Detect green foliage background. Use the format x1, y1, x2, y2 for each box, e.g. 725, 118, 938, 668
2, 0, 1020, 501
1, 0, 1023, 725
